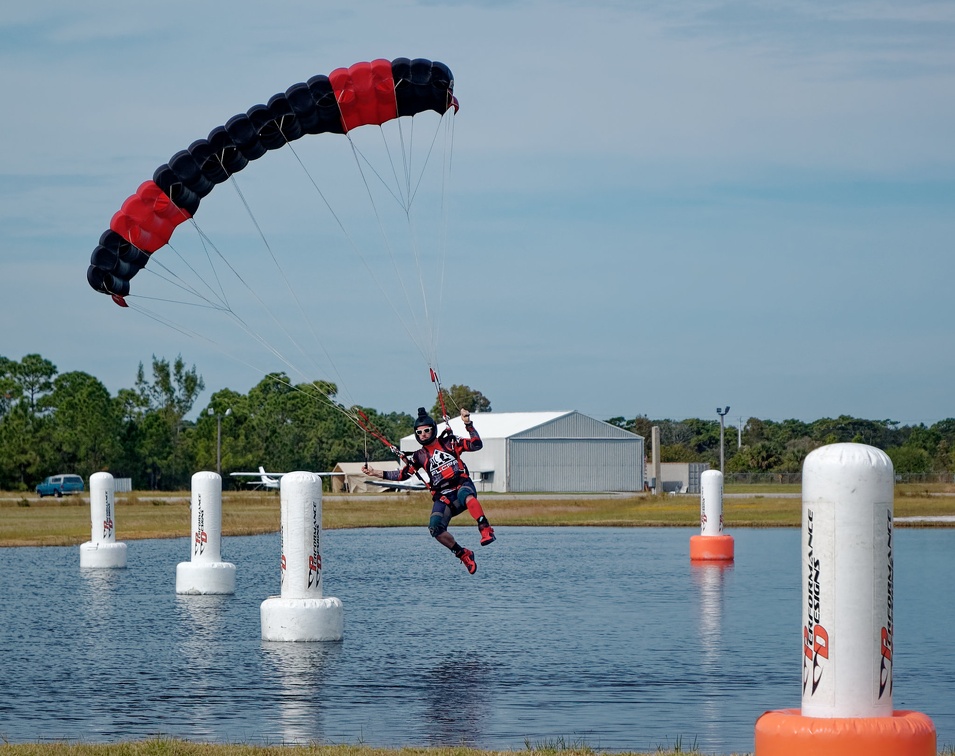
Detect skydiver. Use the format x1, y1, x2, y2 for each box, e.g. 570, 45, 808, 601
363, 406, 496, 574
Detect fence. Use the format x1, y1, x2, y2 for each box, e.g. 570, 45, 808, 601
726, 472, 954, 485
725, 473, 802, 485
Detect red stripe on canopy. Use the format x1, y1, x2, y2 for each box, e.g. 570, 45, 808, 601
109, 181, 192, 253
329, 59, 398, 132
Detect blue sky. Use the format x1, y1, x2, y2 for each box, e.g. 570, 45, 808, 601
2, 1, 953, 426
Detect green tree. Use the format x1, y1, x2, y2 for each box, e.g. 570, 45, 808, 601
904, 425, 940, 455
361, 408, 415, 460
0, 403, 47, 489
431, 384, 491, 419
133, 355, 205, 489
778, 438, 814, 473
109, 386, 152, 486
931, 418, 955, 444
0, 355, 59, 489
726, 440, 784, 472
195, 389, 245, 474
660, 443, 701, 463
811, 416, 899, 448
14, 354, 57, 413
886, 446, 932, 475
0, 355, 19, 417
44, 371, 122, 478
656, 420, 695, 448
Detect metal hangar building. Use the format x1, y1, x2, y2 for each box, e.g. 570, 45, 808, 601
400, 410, 644, 493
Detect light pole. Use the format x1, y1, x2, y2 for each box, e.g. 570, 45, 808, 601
208, 407, 232, 475
717, 405, 731, 474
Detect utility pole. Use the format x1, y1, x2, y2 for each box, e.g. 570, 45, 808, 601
208, 407, 233, 476
717, 406, 731, 474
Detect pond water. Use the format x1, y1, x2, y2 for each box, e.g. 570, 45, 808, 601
0, 526, 952, 754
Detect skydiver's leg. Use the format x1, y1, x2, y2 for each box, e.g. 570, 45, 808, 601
429, 499, 454, 548
457, 482, 495, 545
430, 498, 475, 573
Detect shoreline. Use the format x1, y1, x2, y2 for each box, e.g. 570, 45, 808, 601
2, 488, 955, 548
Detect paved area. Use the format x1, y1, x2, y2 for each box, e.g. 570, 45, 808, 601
895, 515, 955, 523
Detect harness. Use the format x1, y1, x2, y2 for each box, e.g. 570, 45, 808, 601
353, 368, 469, 499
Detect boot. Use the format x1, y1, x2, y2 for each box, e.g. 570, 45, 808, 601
458, 547, 476, 574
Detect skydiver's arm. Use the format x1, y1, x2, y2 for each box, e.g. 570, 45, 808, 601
361, 463, 415, 481
364, 455, 418, 481
386, 462, 417, 482
457, 419, 482, 453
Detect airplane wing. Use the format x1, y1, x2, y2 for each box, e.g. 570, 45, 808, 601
230, 472, 345, 477
366, 479, 428, 492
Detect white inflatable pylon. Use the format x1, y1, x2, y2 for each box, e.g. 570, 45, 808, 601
690, 469, 734, 561
755, 443, 935, 755
79, 472, 127, 568
176, 471, 236, 595
261, 471, 343, 641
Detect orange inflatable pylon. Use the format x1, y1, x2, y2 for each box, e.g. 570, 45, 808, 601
689, 533, 734, 561
755, 708, 935, 756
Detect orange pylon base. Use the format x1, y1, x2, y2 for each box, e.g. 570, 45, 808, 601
755, 708, 935, 756
689, 534, 734, 561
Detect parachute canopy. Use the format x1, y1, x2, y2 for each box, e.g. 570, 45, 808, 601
87, 57, 457, 306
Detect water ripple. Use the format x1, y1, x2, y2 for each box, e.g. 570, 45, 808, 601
0, 527, 951, 753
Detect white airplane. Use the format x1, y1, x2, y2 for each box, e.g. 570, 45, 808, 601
230, 467, 346, 490
230, 467, 284, 490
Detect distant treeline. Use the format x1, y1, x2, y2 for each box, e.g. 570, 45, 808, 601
2, 353, 951, 491
607, 414, 955, 478
0, 353, 493, 492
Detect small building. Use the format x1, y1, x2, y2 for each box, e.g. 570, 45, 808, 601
399, 410, 644, 493
330, 461, 402, 493
646, 462, 710, 494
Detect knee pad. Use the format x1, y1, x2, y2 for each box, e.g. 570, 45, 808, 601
429, 514, 447, 538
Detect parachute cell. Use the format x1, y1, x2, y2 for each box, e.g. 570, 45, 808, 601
88, 56, 456, 301
186, 137, 231, 186
168, 149, 215, 198
108, 180, 191, 254
329, 59, 399, 132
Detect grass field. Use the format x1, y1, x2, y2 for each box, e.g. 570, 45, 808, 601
1, 483, 953, 547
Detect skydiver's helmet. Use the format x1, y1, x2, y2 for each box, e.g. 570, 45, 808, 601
413, 407, 437, 445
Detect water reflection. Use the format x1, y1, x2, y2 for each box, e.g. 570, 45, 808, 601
79, 566, 124, 613
691, 562, 732, 669
78, 566, 126, 648
176, 594, 231, 642
690, 561, 733, 748
174, 593, 232, 733
421, 654, 489, 746
262, 639, 341, 743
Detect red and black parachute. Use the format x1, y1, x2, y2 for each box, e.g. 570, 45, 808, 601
87, 57, 457, 307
